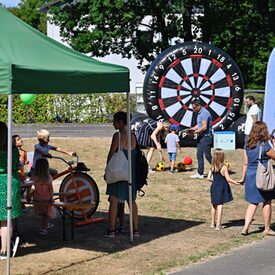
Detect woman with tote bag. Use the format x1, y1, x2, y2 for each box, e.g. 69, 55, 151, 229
104, 112, 139, 238
239, 121, 275, 236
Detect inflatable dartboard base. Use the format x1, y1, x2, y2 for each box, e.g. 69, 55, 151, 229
226, 114, 246, 149
131, 112, 246, 149
143, 42, 244, 132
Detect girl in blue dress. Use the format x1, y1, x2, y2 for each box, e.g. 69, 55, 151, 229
208, 148, 240, 230
240, 121, 275, 236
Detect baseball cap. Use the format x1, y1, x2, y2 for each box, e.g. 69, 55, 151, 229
170, 124, 179, 131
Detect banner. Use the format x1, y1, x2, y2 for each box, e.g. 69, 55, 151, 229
263, 48, 275, 133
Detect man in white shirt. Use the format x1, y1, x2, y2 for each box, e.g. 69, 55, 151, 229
244, 96, 261, 144
238, 96, 262, 184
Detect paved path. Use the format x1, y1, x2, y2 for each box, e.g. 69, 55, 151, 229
13, 123, 114, 138
171, 237, 275, 275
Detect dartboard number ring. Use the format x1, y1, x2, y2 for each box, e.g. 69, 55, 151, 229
143, 42, 244, 130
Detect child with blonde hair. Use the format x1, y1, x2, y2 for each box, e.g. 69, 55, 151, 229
207, 148, 240, 230
30, 158, 55, 235
31, 129, 77, 176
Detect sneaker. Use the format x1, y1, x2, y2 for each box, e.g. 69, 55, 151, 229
46, 223, 55, 229
148, 168, 155, 173
169, 170, 174, 174
133, 230, 139, 238
0, 252, 7, 260
39, 229, 48, 235
104, 230, 115, 238
12, 236, 20, 257
190, 173, 204, 179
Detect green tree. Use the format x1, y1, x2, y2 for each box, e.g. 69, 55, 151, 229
202, 0, 274, 89
50, 0, 195, 70
9, 0, 47, 33
50, 0, 275, 89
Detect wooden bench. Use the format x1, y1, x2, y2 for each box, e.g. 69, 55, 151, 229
21, 199, 94, 240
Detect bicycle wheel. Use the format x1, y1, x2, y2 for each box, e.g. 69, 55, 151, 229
59, 172, 100, 219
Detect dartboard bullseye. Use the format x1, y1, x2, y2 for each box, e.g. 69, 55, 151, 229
143, 42, 244, 131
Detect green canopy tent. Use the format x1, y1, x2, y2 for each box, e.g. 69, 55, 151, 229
0, 6, 133, 273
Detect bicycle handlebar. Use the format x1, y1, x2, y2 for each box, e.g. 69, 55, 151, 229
49, 155, 79, 165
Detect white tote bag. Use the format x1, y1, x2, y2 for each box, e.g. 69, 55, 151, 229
105, 132, 129, 184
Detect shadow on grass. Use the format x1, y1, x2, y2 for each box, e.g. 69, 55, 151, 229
222, 219, 244, 229
16, 209, 204, 257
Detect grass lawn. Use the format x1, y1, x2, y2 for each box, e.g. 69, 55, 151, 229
0, 137, 268, 274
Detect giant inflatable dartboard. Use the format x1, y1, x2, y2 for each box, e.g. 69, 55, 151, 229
143, 42, 244, 131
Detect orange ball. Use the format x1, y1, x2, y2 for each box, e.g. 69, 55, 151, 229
183, 156, 193, 165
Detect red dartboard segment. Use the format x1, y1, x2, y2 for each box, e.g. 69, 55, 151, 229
170, 59, 181, 68
212, 117, 222, 125
143, 42, 244, 131
159, 76, 166, 88
212, 58, 223, 68
158, 98, 165, 110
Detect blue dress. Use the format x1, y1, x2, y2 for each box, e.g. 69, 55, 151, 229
210, 171, 233, 205
106, 149, 137, 201
245, 142, 275, 203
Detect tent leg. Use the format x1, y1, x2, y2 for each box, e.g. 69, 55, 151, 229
6, 94, 13, 275
127, 92, 133, 243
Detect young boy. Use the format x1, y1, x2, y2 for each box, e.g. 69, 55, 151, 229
165, 124, 182, 173
30, 129, 77, 176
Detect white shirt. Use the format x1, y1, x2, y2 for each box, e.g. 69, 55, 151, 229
165, 133, 180, 153
244, 104, 261, 135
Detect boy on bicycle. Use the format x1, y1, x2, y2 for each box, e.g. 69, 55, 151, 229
30, 129, 77, 176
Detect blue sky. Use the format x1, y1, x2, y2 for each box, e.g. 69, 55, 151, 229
0, 0, 21, 7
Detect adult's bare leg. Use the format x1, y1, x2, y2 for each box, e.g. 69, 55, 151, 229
1, 220, 13, 254
262, 200, 272, 233
242, 203, 258, 234
132, 201, 138, 231
146, 147, 155, 168
108, 195, 118, 231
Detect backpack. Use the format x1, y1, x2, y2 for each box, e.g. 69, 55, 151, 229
136, 144, 148, 196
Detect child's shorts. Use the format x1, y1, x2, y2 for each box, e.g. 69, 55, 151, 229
168, 152, 177, 161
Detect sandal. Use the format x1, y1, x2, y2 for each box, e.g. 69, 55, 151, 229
263, 230, 275, 236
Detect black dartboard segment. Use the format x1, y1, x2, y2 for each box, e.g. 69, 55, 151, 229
143, 42, 244, 131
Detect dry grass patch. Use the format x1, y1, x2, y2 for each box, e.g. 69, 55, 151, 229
0, 137, 269, 274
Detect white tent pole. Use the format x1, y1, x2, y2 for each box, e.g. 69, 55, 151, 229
127, 92, 133, 243
6, 94, 13, 275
